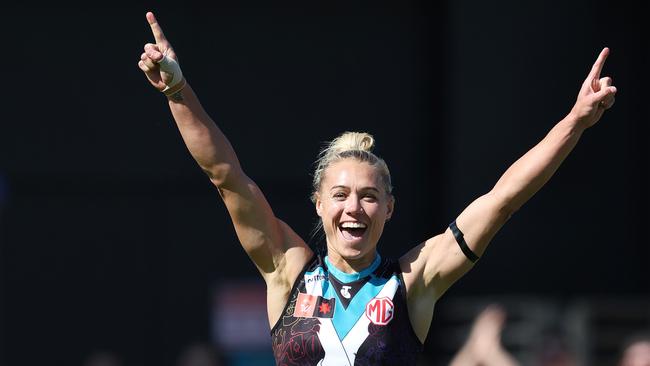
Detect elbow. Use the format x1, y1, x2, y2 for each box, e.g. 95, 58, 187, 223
502, 201, 520, 219
203, 163, 243, 188
487, 190, 521, 219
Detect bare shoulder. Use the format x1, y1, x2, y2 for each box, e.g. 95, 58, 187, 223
400, 230, 474, 297
265, 219, 314, 328
398, 235, 446, 343
276, 219, 314, 283
399, 234, 445, 298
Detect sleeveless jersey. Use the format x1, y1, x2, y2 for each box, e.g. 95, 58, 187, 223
271, 254, 423, 366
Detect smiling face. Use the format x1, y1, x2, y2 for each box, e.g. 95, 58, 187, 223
315, 158, 394, 272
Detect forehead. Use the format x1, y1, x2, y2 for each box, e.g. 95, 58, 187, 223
322, 159, 382, 188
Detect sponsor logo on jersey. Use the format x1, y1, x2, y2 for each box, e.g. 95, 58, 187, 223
305, 273, 327, 284
293, 293, 335, 318
365, 297, 394, 325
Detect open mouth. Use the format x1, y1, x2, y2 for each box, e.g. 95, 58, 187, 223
339, 222, 367, 241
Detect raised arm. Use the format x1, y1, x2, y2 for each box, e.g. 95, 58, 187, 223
137, 12, 312, 295
402, 48, 617, 340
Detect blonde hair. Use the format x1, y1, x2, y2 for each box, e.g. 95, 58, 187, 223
311, 131, 393, 203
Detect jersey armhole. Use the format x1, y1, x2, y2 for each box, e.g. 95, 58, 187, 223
269, 254, 318, 335
398, 270, 428, 346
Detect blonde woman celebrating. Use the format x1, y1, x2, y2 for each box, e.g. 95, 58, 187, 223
138, 11, 616, 366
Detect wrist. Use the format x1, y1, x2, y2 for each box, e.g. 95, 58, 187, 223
564, 111, 589, 134
164, 77, 186, 99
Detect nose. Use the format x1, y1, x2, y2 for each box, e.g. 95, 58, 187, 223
344, 195, 364, 215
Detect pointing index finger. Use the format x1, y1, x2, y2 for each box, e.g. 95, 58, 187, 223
146, 11, 167, 44
588, 47, 609, 80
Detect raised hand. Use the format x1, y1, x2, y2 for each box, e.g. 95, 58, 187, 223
450, 305, 520, 366
570, 47, 617, 129
138, 12, 185, 95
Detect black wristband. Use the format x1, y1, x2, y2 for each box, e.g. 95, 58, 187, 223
449, 220, 480, 263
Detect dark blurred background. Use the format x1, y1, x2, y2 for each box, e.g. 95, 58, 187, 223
1, 1, 648, 365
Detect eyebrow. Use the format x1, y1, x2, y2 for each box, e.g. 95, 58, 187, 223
329, 185, 380, 193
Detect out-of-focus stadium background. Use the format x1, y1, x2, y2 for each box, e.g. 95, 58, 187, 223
1, 1, 648, 365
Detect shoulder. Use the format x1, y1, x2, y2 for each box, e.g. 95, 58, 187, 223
399, 235, 446, 288
267, 252, 318, 329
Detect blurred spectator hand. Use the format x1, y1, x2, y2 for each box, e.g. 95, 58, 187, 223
449, 305, 519, 366
620, 337, 650, 366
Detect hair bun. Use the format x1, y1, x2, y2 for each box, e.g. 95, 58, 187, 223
328, 131, 375, 154
311, 131, 391, 204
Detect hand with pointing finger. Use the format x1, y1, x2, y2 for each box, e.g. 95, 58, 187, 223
569, 47, 617, 130
138, 12, 186, 97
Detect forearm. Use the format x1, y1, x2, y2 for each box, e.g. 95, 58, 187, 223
166, 83, 242, 186
492, 114, 585, 213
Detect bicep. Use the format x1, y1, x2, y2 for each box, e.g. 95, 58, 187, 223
451, 191, 513, 260
217, 170, 311, 280
407, 191, 513, 299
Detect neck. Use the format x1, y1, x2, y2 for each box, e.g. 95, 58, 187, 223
325, 250, 379, 274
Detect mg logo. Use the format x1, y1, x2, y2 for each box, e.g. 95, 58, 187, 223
365, 297, 394, 325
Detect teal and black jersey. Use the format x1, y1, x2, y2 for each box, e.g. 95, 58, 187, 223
271, 254, 423, 366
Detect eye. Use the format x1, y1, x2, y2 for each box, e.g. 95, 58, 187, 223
362, 194, 377, 202
332, 192, 347, 200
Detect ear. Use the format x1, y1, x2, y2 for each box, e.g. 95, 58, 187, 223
386, 195, 395, 222
315, 192, 323, 217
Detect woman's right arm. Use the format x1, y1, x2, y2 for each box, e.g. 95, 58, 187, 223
137, 12, 312, 286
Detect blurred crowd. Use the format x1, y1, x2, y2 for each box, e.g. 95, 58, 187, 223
79, 314, 650, 366
83, 343, 225, 366
449, 305, 650, 366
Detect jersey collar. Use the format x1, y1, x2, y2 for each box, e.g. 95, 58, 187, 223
324, 252, 381, 284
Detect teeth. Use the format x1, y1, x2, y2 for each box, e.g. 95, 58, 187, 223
340, 222, 367, 229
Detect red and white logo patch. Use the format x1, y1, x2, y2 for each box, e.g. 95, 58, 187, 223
365, 297, 394, 325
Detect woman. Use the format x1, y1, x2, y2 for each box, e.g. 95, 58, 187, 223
138, 11, 616, 365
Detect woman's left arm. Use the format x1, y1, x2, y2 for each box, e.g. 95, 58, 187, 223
402, 48, 617, 305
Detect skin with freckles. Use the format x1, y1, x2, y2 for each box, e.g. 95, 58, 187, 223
315, 159, 394, 273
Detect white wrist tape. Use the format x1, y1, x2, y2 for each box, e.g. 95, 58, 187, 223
158, 53, 185, 94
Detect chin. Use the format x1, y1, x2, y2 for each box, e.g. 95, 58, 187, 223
339, 248, 365, 260
331, 240, 373, 259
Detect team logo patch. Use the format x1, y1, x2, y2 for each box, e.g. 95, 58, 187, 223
365, 297, 394, 325
293, 293, 335, 318
340, 285, 352, 299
